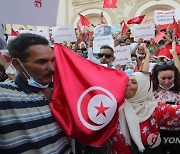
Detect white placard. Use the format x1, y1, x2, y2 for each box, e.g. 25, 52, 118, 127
52, 25, 77, 43
94, 24, 114, 37
93, 36, 114, 53
0, 0, 59, 26
113, 45, 131, 66
154, 10, 175, 25
19, 30, 49, 40
132, 23, 155, 42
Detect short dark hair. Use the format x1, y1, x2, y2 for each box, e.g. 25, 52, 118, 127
100, 45, 114, 54
151, 64, 180, 93
8, 33, 49, 62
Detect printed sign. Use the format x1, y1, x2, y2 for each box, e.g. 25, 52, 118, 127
113, 45, 131, 66
52, 25, 77, 43
154, 10, 175, 25
93, 35, 114, 53
132, 23, 155, 41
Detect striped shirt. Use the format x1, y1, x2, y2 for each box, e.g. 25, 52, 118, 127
0, 75, 72, 154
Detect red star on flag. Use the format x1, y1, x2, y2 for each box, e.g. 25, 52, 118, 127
95, 102, 109, 117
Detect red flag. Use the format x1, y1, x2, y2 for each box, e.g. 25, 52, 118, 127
103, 0, 117, 8
154, 31, 164, 43
78, 13, 90, 26
172, 16, 177, 30
127, 15, 145, 24
175, 30, 180, 38
11, 28, 19, 36
50, 44, 128, 146
121, 21, 128, 34
154, 45, 180, 60
77, 20, 83, 32
120, 20, 124, 25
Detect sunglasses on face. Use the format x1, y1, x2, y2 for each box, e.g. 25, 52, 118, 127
98, 53, 113, 59
157, 61, 173, 67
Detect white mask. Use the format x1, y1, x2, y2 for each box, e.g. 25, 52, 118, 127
159, 83, 174, 90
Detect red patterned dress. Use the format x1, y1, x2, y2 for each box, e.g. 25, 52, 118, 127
110, 103, 180, 154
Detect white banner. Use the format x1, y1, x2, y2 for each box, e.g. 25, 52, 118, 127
132, 23, 155, 42
93, 36, 114, 53
113, 45, 131, 66
0, 0, 59, 26
52, 25, 77, 43
154, 10, 178, 25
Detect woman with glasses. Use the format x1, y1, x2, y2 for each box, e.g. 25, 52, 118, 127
151, 41, 180, 154
110, 71, 180, 154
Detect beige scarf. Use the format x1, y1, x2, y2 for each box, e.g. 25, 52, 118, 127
119, 72, 158, 152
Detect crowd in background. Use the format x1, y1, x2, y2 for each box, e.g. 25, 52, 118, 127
0, 23, 180, 154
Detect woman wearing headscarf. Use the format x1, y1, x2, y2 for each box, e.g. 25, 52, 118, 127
110, 72, 180, 154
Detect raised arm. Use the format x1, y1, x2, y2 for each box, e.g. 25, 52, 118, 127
131, 38, 143, 54
170, 41, 180, 73
140, 44, 151, 72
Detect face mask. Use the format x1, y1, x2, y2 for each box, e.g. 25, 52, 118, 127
117, 35, 121, 40
131, 60, 137, 66
136, 51, 145, 58
27, 77, 49, 89
125, 69, 134, 76
159, 83, 174, 90
17, 59, 49, 89
82, 50, 87, 55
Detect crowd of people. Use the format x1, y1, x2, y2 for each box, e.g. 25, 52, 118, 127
0, 22, 180, 154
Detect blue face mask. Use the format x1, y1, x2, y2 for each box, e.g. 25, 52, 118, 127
82, 50, 88, 55
117, 35, 121, 40
27, 77, 49, 89
17, 59, 49, 89
159, 83, 174, 90
125, 69, 134, 76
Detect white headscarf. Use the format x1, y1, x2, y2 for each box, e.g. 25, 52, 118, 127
119, 72, 158, 152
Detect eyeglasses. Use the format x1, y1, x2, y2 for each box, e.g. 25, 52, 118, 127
98, 53, 113, 59
140, 71, 152, 91
157, 61, 173, 67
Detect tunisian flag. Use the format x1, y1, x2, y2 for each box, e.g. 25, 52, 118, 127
154, 45, 180, 60
50, 44, 128, 146
103, 0, 117, 8
127, 15, 145, 24
78, 13, 91, 26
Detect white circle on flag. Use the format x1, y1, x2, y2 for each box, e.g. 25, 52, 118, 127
77, 86, 117, 131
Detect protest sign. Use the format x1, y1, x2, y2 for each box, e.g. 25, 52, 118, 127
113, 45, 131, 66
52, 25, 76, 43
132, 23, 155, 41
93, 36, 114, 53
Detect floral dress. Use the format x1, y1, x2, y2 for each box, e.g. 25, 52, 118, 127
153, 89, 180, 154
110, 103, 180, 154
153, 89, 180, 105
